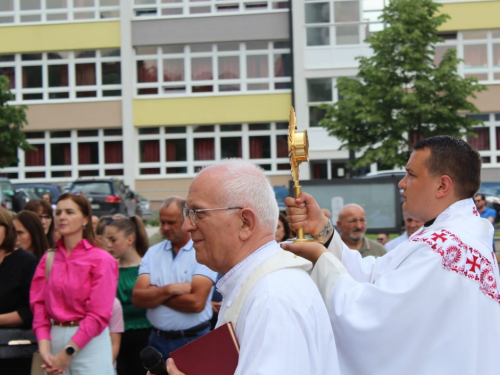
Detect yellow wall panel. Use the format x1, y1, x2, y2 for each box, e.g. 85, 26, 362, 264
0, 21, 120, 53
439, 1, 500, 31
133, 94, 293, 126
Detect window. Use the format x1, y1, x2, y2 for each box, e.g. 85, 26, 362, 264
137, 122, 290, 177
305, 0, 388, 47
310, 160, 347, 180
135, 41, 291, 96
0, 0, 119, 25
465, 114, 500, 166
306, 77, 344, 127
0, 49, 121, 103
133, 0, 289, 18
1, 129, 124, 181
435, 29, 500, 83
433, 45, 455, 67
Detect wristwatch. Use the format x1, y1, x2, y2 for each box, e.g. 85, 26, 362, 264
65, 345, 76, 357
313, 220, 334, 242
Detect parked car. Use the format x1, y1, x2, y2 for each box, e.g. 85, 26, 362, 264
478, 182, 500, 223
273, 186, 288, 212
0, 178, 37, 212
13, 183, 63, 204
357, 170, 407, 180
136, 194, 155, 222
68, 179, 139, 218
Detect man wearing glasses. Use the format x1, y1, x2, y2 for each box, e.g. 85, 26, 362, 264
167, 160, 340, 375
132, 196, 217, 359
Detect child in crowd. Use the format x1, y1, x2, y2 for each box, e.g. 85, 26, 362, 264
105, 216, 151, 375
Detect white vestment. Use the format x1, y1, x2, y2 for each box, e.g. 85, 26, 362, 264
216, 241, 340, 375
313, 198, 500, 375
384, 231, 408, 251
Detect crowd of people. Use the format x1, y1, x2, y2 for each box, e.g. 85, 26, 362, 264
0, 135, 499, 375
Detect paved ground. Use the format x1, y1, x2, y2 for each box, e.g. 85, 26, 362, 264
145, 226, 159, 238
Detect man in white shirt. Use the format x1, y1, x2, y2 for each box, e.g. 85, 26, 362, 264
167, 160, 340, 375
283, 136, 500, 375
385, 213, 424, 251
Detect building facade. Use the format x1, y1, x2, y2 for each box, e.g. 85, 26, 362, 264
0, 0, 499, 205
292, 0, 500, 181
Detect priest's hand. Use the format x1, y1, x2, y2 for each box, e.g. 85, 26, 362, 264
285, 192, 330, 238
166, 358, 185, 375
281, 241, 327, 265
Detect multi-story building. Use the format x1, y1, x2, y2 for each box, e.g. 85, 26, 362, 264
292, 0, 500, 181
0, 0, 499, 206
0, 0, 294, 204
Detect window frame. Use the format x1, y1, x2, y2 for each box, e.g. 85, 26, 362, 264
304, 0, 389, 48
0, 49, 122, 104
0, 0, 120, 26
0, 128, 124, 182
136, 122, 290, 179
134, 41, 292, 98
132, 0, 289, 19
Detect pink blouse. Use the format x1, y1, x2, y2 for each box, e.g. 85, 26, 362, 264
30, 238, 118, 349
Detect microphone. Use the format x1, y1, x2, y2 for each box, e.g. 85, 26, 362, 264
140, 346, 168, 375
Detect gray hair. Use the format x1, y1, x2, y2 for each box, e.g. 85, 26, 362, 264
197, 159, 279, 231
159, 196, 186, 212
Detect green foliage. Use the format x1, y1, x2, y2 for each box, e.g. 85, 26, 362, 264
319, 0, 486, 169
0, 76, 34, 168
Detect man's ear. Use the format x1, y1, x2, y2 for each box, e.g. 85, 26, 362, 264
239, 208, 256, 241
436, 175, 454, 199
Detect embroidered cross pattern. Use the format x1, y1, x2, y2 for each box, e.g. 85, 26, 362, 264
472, 206, 479, 217
431, 233, 448, 243
466, 255, 481, 273
410, 229, 500, 305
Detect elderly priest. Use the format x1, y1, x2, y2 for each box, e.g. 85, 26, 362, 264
167, 159, 340, 375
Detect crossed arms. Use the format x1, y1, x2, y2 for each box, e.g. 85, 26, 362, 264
132, 274, 213, 313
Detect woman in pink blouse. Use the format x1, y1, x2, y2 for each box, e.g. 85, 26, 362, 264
30, 193, 118, 375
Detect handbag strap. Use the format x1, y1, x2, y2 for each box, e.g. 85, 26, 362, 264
45, 249, 56, 281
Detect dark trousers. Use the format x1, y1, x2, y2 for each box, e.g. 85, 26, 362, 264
0, 358, 32, 375
116, 327, 150, 375
148, 326, 210, 359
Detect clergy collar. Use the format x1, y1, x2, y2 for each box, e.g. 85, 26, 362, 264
424, 218, 436, 227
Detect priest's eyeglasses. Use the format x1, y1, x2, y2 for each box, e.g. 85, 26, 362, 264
183, 207, 243, 226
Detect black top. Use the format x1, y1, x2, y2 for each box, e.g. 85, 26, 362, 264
0, 249, 38, 328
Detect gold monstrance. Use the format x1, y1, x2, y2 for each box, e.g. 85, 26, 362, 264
288, 107, 314, 242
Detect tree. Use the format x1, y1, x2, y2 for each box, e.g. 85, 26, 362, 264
319, 0, 486, 169
0, 75, 34, 168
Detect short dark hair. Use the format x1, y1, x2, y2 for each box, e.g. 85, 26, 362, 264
413, 136, 481, 199
474, 193, 486, 201
0, 207, 17, 253
14, 210, 49, 259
